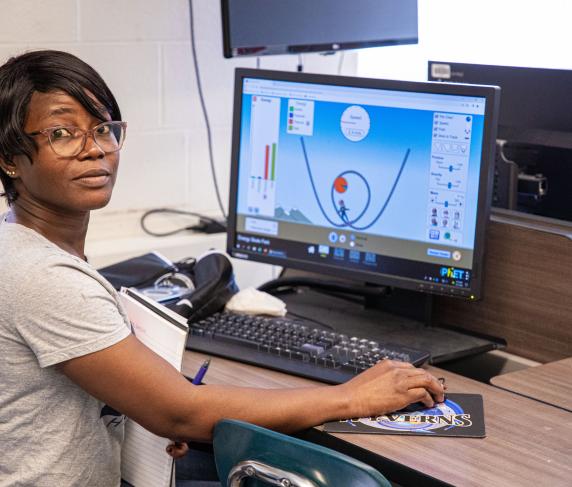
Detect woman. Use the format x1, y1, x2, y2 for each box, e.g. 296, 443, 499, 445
0, 50, 444, 486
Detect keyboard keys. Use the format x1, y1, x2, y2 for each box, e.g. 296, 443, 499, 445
215, 334, 259, 348
300, 343, 325, 355
188, 312, 431, 381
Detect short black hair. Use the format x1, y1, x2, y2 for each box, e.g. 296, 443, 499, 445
0, 50, 122, 205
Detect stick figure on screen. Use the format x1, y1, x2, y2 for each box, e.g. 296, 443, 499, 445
338, 199, 350, 223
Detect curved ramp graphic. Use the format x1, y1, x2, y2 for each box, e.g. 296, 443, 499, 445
299, 136, 411, 231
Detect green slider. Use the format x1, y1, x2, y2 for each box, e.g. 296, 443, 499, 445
271, 143, 277, 180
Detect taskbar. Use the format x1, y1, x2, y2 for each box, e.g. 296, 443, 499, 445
232, 233, 474, 298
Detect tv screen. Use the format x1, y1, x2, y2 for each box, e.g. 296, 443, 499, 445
221, 0, 418, 58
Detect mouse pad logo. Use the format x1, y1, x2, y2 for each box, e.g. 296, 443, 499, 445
323, 393, 485, 438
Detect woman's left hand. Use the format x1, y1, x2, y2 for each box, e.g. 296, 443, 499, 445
166, 441, 189, 459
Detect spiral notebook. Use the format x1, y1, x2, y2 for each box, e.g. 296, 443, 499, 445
118, 287, 189, 487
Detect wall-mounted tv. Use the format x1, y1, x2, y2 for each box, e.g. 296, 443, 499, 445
221, 0, 418, 58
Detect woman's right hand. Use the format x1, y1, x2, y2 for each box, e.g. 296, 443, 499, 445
339, 359, 445, 419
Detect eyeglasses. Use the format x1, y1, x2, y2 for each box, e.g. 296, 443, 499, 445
28, 121, 127, 157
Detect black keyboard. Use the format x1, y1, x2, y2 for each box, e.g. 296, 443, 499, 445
186, 312, 431, 384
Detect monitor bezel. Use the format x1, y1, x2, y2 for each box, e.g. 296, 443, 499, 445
227, 68, 500, 300
220, 0, 418, 59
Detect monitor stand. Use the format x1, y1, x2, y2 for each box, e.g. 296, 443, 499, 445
260, 271, 504, 364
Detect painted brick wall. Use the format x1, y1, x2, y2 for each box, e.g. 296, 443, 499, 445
0, 0, 356, 226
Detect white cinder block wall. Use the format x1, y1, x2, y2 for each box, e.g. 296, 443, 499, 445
0, 0, 357, 236
0, 0, 357, 286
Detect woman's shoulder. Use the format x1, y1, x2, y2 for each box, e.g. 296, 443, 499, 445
0, 222, 103, 291
1, 222, 67, 265
0, 223, 124, 326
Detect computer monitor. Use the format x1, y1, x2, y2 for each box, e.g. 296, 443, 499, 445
226, 69, 500, 300
428, 61, 572, 146
429, 61, 572, 221
221, 0, 418, 58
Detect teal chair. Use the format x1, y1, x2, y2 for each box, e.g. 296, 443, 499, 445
213, 419, 391, 487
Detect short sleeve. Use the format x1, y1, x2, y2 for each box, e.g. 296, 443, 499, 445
14, 257, 131, 368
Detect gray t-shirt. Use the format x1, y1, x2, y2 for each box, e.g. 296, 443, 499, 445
0, 219, 131, 486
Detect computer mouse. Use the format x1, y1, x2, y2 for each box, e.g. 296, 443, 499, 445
399, 393, 448, 413
400, 401, 432, 413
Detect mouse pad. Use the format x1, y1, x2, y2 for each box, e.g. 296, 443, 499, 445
323, 393, 485, 438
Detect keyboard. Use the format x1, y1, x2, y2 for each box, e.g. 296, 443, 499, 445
186, 312, 431, 384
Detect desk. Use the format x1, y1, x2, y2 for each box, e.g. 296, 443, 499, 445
183, 351, 572, 487
491, 357, 572, 412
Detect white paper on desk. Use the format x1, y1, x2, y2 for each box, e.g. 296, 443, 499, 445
118, 287, 189, 487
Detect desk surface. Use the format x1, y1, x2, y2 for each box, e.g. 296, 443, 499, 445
490, 357, 572, 412
183, 351, 572, 487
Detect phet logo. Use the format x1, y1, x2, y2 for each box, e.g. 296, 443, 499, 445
440, 267, 465, 280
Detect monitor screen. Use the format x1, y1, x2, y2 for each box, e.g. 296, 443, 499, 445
227, 69, 500, 299
221, 0, 418, 58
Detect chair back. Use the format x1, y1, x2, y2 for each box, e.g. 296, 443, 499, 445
213, 419, 391, 487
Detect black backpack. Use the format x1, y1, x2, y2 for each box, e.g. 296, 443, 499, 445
98, 251, 238, 324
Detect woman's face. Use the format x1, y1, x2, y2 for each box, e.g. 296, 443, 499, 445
11, 90, 120, 215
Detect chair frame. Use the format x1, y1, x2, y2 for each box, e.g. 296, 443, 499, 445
228, 460, 317, 487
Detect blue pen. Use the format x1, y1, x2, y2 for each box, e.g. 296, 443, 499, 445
192, 358, 211, 385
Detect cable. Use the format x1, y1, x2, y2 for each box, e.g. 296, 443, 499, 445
297, 53, 304, 72
286, 310, 335, 331
260, 275, 390, 308
337, 51, 345, 75
140, 208, 226, 237
188, 0, 227, 220
258, 276, 390, 299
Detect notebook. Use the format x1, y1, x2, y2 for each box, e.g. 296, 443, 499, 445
118, 287, 189, 487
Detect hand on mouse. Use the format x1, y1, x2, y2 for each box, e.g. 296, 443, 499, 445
397, 378, 449, 413
339, 359, 445, 418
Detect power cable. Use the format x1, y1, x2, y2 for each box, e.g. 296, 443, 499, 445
188, 0, 227, 219
337, 51, 345, 75
140, 208, 226, 237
